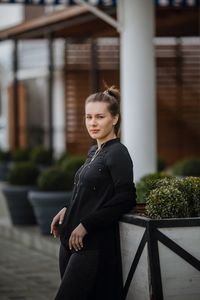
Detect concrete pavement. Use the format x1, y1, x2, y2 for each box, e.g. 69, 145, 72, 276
0, 237, 60, 300
0, 182, 62, 300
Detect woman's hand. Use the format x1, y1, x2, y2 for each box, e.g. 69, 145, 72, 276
69, 223, 88, 251
50, 207, 67, 238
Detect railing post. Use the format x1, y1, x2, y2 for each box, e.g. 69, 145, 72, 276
146, 221, 163, 300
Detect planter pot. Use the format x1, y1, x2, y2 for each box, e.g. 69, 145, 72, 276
0, 161, 10, 181
2, 185, 37, 225
28, 191, 72, 235
119, 214, 200, 300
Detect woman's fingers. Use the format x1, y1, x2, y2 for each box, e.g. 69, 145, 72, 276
69, 235, 77, 251
59, 209, 66, 225
69, 235, 72, 250
69, 233, 83, 251
50, 208, 67, 235
52, 227, 59, 238
50, 217, 57, 234
68, 224, 87, 251
72, 236, 78, 251
51, 218, 59, 237
78, 236, 83, 249
75, 235, 81, 250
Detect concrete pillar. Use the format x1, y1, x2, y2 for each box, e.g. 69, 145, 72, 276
52, 39, 66, 157
52, 69, 66, 157
120, 0, 156, 182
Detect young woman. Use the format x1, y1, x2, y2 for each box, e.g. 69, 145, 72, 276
51, 86, 137, 300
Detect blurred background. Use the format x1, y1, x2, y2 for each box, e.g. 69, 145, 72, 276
0, 1, 199, 299
0, 0, 199, 180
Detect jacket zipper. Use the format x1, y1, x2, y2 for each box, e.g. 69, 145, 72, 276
74, 144, 105, 197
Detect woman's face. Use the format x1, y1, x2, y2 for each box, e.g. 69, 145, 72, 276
85, 101, 119, 144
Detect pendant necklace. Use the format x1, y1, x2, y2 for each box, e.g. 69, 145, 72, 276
91, 143, 105, 162
75, 144, 104, 190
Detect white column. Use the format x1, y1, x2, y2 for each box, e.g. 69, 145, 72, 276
52, 39, 66, 157
52, 69, 66, 157
120, 0, 156, 182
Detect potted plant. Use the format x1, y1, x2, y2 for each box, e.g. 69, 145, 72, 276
30, 146, 53, 171
11, 148, 31, 162
55, 151, 69, 165
120, 176, 200, 300
135, 172, 169, 214
0, 149, 11, 181
2, 162, 39, 225
172, 157, 200, 177
28, 156, 85, 235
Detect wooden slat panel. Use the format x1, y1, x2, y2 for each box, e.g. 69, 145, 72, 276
156, 38, 200, 165
8, 85, 15, 149
8, 82, 28, 149
64, 38, 200, 166
18, 83, 28, 147
64, 38, 120, 155
65, 70, 92, 155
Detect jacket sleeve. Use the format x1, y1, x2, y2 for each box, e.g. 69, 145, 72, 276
80, 145, 137, 233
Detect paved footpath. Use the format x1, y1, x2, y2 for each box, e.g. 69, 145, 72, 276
0, 238, 60, 300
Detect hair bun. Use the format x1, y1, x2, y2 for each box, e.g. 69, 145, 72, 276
103, 82, 120, 102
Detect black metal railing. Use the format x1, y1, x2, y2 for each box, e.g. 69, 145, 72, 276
120, 215, 200, 300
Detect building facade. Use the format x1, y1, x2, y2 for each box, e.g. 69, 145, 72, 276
0, 1, 199, 180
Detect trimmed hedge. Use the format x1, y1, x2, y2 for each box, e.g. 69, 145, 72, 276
7, 162, 40, 186
172, 158, 200, 177
145, 176, 200, 219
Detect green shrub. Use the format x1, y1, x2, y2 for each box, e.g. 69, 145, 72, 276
37, 166, 70, 191
177, 177, 200, 217
7, 162, 40, 186
30, 146, 53, 166
145, 176, 200, 219
62, 156, 85, 174
55, 152, 69, 165
11, 148, 31, 162
136, 172, 169, 203
146, 186, 188, 219
0, 149, 11, 161
37, 156, 85, 192
153, 176, 179, 190
172, 158, 200, 177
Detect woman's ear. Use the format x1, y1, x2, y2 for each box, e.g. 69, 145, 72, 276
113, 114, 119, 126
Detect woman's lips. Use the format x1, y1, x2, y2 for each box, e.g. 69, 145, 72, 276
90, 129, 100, 134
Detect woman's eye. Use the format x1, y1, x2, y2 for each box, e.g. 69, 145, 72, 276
86, 115, 104, 120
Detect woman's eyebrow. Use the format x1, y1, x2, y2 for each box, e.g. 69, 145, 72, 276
86, 113, 105, 116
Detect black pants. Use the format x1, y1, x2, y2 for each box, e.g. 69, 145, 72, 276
54, 244, 99, 300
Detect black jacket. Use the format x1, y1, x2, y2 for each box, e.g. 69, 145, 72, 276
60, 138, 136, 300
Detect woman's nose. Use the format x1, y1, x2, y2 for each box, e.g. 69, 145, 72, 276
90, 118, 97, 126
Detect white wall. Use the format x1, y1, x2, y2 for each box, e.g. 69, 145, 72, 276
0, 4, 24, 149
0, 4, 24, 30
17, 39, 66, 154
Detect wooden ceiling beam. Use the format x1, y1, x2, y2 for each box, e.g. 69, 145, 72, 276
0, 7, 198, 41
156, 8, 199, 37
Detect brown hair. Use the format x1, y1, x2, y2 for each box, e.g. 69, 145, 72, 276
85, 85, 121, 136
